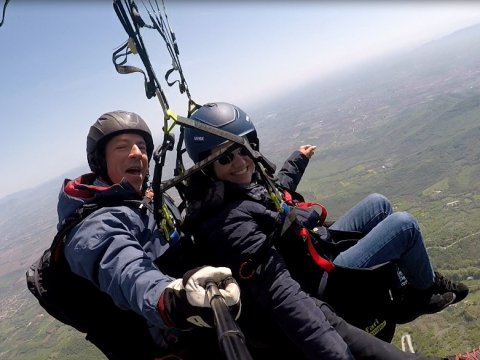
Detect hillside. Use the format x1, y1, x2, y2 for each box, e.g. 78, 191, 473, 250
254, 24, 480, 356
1, 24, 480, 359
255, 24, 480, 163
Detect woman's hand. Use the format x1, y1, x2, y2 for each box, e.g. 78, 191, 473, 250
299, 144, 317, 159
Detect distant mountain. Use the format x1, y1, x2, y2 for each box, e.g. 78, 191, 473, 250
0, 164, 88, 277
253, 23, 480, 171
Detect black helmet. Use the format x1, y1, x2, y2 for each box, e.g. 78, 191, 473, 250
184, 102, 258, 163
87, 111, 154, 178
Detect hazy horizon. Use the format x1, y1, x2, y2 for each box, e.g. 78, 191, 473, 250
2, 1, 480, 199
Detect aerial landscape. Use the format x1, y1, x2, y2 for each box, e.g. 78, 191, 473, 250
1, 2, 480, 359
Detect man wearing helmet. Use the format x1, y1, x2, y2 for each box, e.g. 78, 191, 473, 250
181, 102, 468, 359
54, 111, 241, 359
85, 111, 154, 194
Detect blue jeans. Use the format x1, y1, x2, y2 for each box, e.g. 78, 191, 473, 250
330, 193, 435, 290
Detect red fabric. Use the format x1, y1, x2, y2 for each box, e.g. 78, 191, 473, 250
282, 190, 328, 226
300, 228, 335, 273
283, 190, 294, 203
64, 174, 108, 199
157, 292, 175, 328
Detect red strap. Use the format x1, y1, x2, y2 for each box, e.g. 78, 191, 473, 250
282, 190, 328, 226
283, 189, 294, 203
297, 201, 327, 225
300, 228, 335, 272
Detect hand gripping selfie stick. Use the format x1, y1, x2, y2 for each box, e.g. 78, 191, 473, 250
205, 281, 253, 360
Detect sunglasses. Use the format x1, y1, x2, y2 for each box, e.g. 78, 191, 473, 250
216, 147, 251, 165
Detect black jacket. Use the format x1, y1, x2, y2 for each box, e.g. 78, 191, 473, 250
184, 151, 355, 360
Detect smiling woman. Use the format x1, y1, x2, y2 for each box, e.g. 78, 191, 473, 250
211, 145, 256, 185
180, 101, 473, 358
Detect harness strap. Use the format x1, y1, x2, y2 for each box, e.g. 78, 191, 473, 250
283, 190, 328, 226
51, 198, 148, 263
238, 208, 297, 281
238, 185, 328, 280
299, 228, 335, 273
51, 203, 103, 263
151, 132, 175, 229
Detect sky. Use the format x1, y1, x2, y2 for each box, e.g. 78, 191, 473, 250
1, 0, 480, 200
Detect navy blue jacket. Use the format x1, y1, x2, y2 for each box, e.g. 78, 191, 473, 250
184, 151, 354, 360
58, 173, 177, 349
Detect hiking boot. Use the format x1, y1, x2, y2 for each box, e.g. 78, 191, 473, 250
424, 291, 456, 314
434, 271, 469, 303
445, 347, 480, 359
395, 287, 456, 324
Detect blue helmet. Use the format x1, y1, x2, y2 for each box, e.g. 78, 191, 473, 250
184, 102, 258, 163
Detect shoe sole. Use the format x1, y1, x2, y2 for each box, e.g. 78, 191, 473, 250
425, 293, 456, 314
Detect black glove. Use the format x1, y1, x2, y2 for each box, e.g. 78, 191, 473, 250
158, 266, 241, 330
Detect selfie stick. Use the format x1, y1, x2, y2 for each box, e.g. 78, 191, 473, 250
205, 281, 253, 360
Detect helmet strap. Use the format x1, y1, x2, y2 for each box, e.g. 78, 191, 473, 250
93, 151, 113, 185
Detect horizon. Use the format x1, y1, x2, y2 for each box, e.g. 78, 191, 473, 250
1, 1, 480, 200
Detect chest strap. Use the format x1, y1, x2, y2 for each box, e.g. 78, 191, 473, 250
299, 228, 335, 273
282, 190, 328, 226
238, 208, 297, 281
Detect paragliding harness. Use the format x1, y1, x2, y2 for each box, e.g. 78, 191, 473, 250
198, 162, 399, 342
217, 160, 399, 341
276, 188, 399, 342
25, 194, 197, 360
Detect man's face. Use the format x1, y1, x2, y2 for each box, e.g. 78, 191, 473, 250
104, 133, 149, 193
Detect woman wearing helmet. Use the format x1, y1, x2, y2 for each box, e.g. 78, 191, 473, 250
51, 110, 241, 359
182, 102, 467, 359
